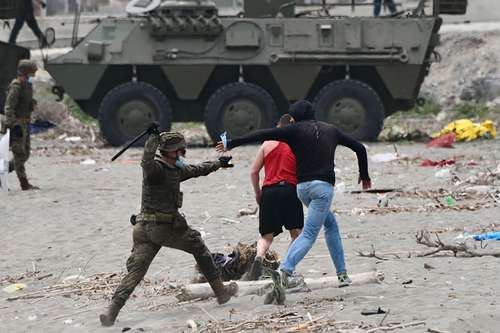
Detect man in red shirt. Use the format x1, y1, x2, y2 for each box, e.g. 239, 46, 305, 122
244, 114, 303, 281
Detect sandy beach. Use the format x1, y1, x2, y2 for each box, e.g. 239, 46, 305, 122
1, 136, 499, 332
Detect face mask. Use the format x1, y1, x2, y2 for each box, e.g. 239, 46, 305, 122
27, 76, 34, 85
175, 156, 185, 168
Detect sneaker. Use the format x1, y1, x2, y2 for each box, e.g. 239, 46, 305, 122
263, 269, 287, 305
337, 272, 352, 288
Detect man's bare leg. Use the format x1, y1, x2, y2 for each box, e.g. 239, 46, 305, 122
244, 233, 274, 280
256, 233, 274, 257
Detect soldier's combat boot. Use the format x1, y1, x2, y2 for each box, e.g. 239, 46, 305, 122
208, 277, 238, 304
99, 298, 124, 327
19, 177, 39, 191
242, 256, 263, 281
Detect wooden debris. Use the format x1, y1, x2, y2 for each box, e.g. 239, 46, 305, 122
176, 271, 384, 302
365, 320, 425, 332
5, 272, 177, 302
416, 230, 500, 258
357, 245, 389, 261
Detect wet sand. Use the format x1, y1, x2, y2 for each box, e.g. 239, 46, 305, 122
1, 137, 499, 332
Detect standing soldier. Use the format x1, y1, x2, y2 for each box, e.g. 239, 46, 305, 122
100, 126, 238, 327
0, 59, 39, 191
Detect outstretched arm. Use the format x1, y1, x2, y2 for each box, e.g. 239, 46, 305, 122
179, 161, 221, 182
337, 129, 371, 189
250, 145, 265, 204
216, 127, 294, 152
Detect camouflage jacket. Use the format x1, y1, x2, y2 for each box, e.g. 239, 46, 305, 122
140, 133, 221, 214
4, 78, 35, 128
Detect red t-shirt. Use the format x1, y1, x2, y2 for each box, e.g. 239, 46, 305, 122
263, 142, 298, 187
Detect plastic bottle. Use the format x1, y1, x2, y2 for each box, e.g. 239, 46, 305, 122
472, 232, 500, 241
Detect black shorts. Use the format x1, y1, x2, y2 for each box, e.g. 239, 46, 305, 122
259, 182, 304, 237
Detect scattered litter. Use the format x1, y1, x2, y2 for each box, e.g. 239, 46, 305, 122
63, 319, 73, 325
361, 307, 386, 315
371, 153, 398, 163
80, 158, 96, 165
57, 134, 68, 140
424, 263, 435, 270
62, 274, 86, 284
434, 169, 451, 178
122, 328, 131, 333
445, 196, 456, 206
94, 167, 110, 172
28, 315, 37, 321
237, 207, 258, 217
377, 195, 390, 208
379, 124, 430, 142
434, 119, 497, 142
427, 133, 455, 148
3, 283, 27, 294
186, 319, 198, 332
64, 136, 82, 143
30, 120, 55, 135
420, 159, 456, 167
472, 232, 500, 241
402, 279, 413, 285
466, 160, 479, 167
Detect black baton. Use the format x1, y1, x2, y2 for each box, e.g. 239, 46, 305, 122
111, 127, 150, 162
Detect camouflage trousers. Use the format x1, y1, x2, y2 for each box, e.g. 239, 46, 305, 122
9, 125, 31, 180
112, 213, 219, 304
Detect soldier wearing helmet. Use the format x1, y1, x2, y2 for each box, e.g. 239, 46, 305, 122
0, 59, 39, 190
100, 125, 237, 327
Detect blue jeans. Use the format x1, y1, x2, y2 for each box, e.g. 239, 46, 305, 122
374, 0, 397, 16
280, 180, 346, 275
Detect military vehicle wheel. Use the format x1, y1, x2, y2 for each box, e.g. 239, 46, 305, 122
98, 82, 172, 146
204, 82, 278, 142
313, 79, 384, 141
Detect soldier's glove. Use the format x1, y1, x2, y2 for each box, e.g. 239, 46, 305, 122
11, 125, 23, 138
218, 155, 234, 168
146, 122, 160, 135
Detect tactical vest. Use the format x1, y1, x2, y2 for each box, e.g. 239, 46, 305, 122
7, 79, 34, 121
141, 160, 183, 214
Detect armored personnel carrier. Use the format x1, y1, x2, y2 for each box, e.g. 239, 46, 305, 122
45, 0, 467, 145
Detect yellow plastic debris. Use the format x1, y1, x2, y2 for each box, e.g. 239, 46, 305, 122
434, 119, 497, 141
2, 283, 27, 294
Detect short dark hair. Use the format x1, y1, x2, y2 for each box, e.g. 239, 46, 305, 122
288, 100, 315, 121
277, 114, 293, 127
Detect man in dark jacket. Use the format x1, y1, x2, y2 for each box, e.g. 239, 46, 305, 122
217, 100, 371, 291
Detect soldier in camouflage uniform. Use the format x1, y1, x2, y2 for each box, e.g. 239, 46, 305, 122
0, 59, 39, 190
100, 125, 238, 327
